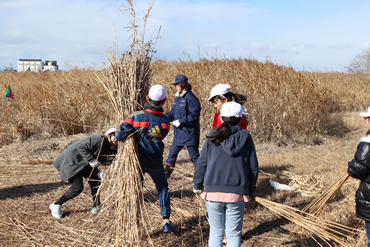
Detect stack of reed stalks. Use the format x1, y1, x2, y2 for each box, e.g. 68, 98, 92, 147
288, 174, 351, 243
256, 174, 355, 246
255, 196, 359, 246
95, 1, 158, 246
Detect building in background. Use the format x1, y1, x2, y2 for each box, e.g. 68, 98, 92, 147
17, 59, 58, 73
3, 64, 16, 72
43, 60, 58, 72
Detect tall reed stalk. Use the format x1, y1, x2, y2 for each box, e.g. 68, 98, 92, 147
95, 1, 158, 246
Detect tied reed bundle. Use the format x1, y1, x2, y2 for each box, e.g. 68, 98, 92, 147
255, 196, 360, 246
95, 1, 159, 246
289, 174, 351, 243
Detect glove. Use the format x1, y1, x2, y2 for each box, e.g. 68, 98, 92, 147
89, 159, 102, 168
173, 120, 181, 127
243, 108, 249, 120
193, 187, 202, 195
97, 171, 107, 180
164, 164, 175, 178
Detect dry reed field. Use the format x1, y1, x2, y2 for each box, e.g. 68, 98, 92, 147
0, 111, 369, 246
2, 1, 370, 245
1, 59, 370, 247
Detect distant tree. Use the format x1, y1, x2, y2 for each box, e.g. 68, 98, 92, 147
347, 47, 370, 74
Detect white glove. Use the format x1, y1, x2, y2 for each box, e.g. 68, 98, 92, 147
243, 108, 249, 120
97, 171, 107, 180
193, 187, 202, 195
89, 159, 102, 168
173, 120, 181, 127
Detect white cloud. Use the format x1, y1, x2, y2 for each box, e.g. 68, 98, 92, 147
204, 42, 217, 48
250, 41, 263, 50
271, 43, 284, 52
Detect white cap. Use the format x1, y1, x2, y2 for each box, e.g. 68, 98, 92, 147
360, 106, 370, 117
207, 84, 231, 101
220, 102, 243, 118
149, 84, 167, 101
105, 128, 116, 136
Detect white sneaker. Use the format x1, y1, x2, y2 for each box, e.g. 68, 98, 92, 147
50, 202, 62, 218
91, 205, 103, 214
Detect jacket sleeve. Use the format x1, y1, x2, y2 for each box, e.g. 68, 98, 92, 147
348, 142, 370, 179
115, 118, 136, 141
247, 135, 259, 195
76, 135, 102, 162
165, 104, 175, 122
178, 94, 201, 126
348, 159, 369, 180
354, 142, 370, 169
193, 140, 209, 190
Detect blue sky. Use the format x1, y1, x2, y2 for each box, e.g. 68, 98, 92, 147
0, 0, 369, 72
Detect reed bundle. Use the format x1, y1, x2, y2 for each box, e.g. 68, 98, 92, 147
98, 137, 153, 246
255, 196, 360, 246
302, 174, 350, 216
288, 173, 351, 244
94, 1, 159, 246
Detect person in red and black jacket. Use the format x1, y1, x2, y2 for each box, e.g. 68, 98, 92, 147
208, 84, 249, 130
115, 84, 176, 233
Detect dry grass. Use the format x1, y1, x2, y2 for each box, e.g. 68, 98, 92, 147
2, 57, 370, 147
0, 117, 367, 246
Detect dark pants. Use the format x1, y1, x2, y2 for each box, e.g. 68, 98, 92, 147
366, 221, 370, 247
56, 165, 101, 207
166, 145, 199, 168
140, 166, 171, 219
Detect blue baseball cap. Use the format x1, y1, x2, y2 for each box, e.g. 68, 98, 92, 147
171, 74, 188, 85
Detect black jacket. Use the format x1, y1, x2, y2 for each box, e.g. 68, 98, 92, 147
193, 126, 259, 196
348, 130, 370, 221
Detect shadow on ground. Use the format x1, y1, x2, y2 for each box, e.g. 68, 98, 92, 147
0, 182, 67, 200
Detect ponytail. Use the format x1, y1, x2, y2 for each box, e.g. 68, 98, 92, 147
207, 116, 242, 145
223, 92, 247, 106
232, 93, 246, 106
207, 121, 231, 146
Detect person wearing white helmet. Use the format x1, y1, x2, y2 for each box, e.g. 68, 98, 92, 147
208, 84, 249, 130
115, 84, 176, 233
193, 102, 258, 247
49, 128, 118, 219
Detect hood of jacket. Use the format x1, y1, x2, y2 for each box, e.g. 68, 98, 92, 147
360, 129, 370, 143
220, 126, 250, 157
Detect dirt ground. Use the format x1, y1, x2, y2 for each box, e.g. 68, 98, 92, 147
0, 112, 368, 246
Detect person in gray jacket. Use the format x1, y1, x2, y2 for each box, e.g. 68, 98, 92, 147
49, 128, 118, 218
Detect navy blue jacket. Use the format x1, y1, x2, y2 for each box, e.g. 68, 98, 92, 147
116, 103, 170, 169
193, 126, 259, 196
165, 91, 201, 146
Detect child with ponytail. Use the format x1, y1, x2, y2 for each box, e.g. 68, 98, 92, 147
193, 102, 259, 247
208, 84, 249, 129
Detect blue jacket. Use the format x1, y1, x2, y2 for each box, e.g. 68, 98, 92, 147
193, 126, 259, 196
116, 103, 170, 169
165, 91, 201, 146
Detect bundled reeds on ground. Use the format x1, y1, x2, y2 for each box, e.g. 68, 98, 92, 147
255, 196, 360, 246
